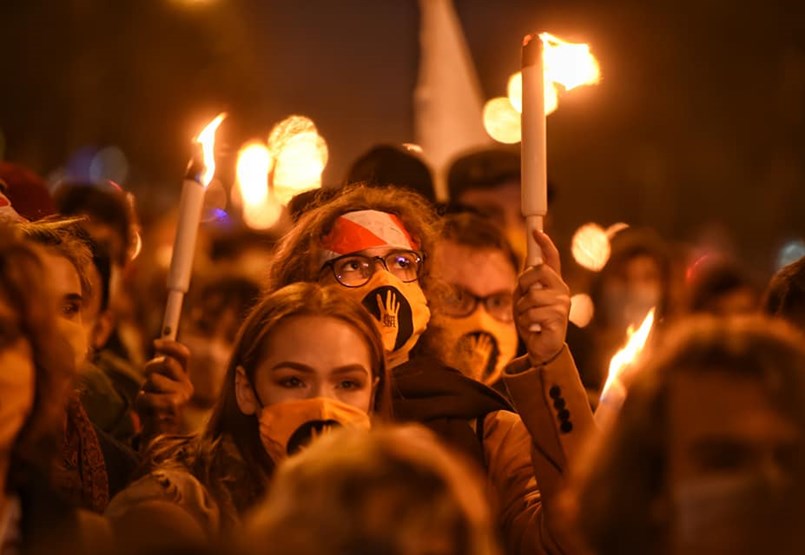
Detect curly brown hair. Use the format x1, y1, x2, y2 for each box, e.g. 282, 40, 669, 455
268, 184, 441, 295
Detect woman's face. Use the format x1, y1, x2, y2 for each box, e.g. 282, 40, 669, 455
0, 295, 36, 454
252, 315, 375, 413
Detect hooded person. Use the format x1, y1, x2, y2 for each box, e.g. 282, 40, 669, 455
266, 184, 596, 555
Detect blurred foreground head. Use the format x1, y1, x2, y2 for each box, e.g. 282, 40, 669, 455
765, 256, 805, 330
245, 425, 499, 555
569, 316, 805, 555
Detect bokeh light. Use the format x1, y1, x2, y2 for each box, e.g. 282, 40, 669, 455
236, 141, 282, 230
506, 71, 558, 116
89, 146, 129, 184
268, 115, 328, 205
572, 223, 611, 271
483, 97, 521, 144
776, 239, 805, 270
569, 293, 595, 328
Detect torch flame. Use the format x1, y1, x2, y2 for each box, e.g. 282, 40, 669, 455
235, 141, 282, 230
601, 308, 656, 399
539, 33, 601, 91
194, 113, 226, 187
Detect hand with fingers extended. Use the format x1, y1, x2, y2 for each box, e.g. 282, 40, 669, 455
136, 339, 194, 439
376, 290, 400, 347
514, 230, 571, 366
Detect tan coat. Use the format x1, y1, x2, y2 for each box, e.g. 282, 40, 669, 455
483, 345, 595, 555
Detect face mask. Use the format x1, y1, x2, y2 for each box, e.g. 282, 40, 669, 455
339, 270, 430, 365
182, 334, 232, 405
672, 473, 784, 554
439, 309, 518, 385
603, 286, 660, 329
0, 338, 36, 453
257, 397, 371, 464
58, 318, 89, 370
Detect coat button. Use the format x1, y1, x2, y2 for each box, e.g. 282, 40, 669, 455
558, 409, 570, 422
553, 398, 566, 410
560, 421, 574, 433
549, 386, 561, 399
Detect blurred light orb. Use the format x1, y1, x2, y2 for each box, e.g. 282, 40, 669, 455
402, 143, 424, 155
269, 115, 328, 205
89, 146, 129, 185
483, 97, 521, 144
572, 223, 611, 271
236, 141, 272, 206
606, 222, 629, 238
243, 196, 283, 230
506, 71, 558, 115
776, 239, 805, 270
569, 293, 595, 328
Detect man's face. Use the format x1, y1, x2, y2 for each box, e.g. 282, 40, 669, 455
432, 241, 519, 382
40, 250, 89, 367
667, 371, 801, 552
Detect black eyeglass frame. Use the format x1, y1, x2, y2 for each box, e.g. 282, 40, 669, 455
441, 285, 514, 323
320, 249, 425, 288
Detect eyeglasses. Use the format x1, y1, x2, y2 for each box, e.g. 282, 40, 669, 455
441, 286, 514, 323
322, 250, 424, 288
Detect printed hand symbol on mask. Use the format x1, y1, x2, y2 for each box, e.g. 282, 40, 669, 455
376, 290, 400, 345
455, 333, 495, 382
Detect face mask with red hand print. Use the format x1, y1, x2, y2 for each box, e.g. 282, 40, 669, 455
320, 210, 431, 367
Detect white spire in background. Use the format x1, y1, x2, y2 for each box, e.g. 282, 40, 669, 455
414, 0, 491, 201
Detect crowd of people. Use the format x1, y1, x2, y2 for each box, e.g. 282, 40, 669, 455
0, 145, 803, 555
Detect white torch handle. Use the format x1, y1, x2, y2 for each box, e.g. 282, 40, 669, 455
161, 179, 206, 340
521, 35, 547, 265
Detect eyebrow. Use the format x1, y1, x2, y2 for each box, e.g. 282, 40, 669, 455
269, 362, 370, 376
65, 293, 84, 303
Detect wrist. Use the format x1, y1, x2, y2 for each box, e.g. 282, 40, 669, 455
528, 345, 564, 368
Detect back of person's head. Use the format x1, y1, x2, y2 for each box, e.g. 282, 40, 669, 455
765, 256, 805, 330
269, 184, 440, 293
53, 182, 137, 266
245, 425, 500, 555
447, 148, 520, 201
202, 282, 391, 480
687, 258, 759, 316
345, 144, 436, 204
568, 316, 805, 555
0, 224, 73, 481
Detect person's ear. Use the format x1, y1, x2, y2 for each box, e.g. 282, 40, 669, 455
235, 365, 259, 415
91, 310, 115, 351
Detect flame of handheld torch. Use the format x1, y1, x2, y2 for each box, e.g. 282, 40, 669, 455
601, 308, 656, 398
195, 113, 226, 187
539, 33, 601, 91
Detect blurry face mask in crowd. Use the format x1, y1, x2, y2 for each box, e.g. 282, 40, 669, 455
318, 210, 430, 367
39, 250, 89, 369
0, 295, 36, 456
432, 241, 519, 384
181, 307, 240, 407
667, 372, 801, 554
235, 315, 376, 464
602, 254, 662, 330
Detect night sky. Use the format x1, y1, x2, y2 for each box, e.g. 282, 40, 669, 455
1, 0, 804, 273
